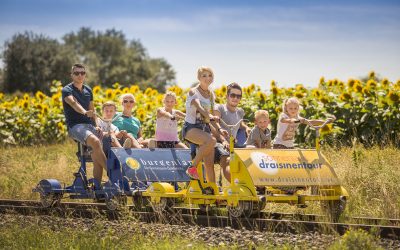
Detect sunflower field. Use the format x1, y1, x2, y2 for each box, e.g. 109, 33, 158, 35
0, 71, 399, 147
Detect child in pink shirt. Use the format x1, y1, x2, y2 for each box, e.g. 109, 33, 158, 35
156, 91, 187, 148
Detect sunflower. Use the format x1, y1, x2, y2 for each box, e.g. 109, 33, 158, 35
105, 89, 114, 100
20, 100, 29, 110
144, 87, 153, 96
112, 82, 121, 89
42, 105, 49, 114
35, 103, 44, 111
150, 89, 158, 97
138, 112, 146, 122
256, 91, 267, 102
122, 87, 130, 94
320, 123, 333, 135
57, 122, 65, 132
130, 85, 140, 93
249, 83, 256, 92
271, 86, 279, 96
35, 91, 46, 101
295, 84, 306, 92
381, 78, 390, 89
0, 92, 3, 100
114, 89, 122, 98
51, 93, 62, 105
23, 93, 30, 101
312, 89, 322, 98
339, 92, 352, 101
319, 96, 329, 104
270, 80, 276, 88
353, 81, 363, 93
347, 79, 356, 88
294, 92, 304, 99
319, 77, 325, 86
368, 71, 375, 79
362, 87, 372, 97
387, 91, 400, 106
93, 86, 101, 95
221, 85, 227, 94
145, 103, 153, 112
366, 79, 377, 89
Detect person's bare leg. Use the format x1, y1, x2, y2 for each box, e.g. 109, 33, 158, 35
124, 134, 142, 148
111, 134, 122, 147
203, 152, 215, 183
185, 128, 216, 167
86, 135, 107, 183
220, 155, 231, 182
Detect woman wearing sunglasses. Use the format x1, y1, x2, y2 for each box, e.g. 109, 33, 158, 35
112, 93, 143, 148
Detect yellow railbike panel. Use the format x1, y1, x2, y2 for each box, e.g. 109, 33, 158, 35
235, 149, 341, 186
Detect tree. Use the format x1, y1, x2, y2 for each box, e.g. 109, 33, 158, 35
63, 27, 175, 91
1, 28, 176, 93
2, 32, 76, 93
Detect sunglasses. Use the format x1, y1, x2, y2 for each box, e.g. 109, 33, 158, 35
123, 100, 135, 104
73, 71, 86, 76
229, 93, 242, 99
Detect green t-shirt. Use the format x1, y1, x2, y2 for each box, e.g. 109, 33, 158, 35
112, 113, 141, 139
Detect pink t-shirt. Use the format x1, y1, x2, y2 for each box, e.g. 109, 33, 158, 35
155, 109, 179, 141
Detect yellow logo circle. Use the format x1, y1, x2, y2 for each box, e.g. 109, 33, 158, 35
126, 157, 140, 170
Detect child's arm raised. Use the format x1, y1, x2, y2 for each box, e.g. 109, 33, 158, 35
175, 110, 186, 120
157, 107, 174, 119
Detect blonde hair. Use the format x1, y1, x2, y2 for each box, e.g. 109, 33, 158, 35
197, 66, 214, 80
282, 97, 301, 115
255, 110, 269, 121
163, 91, 177, 102
120, 93, 135, 103
102, 101, 117, 110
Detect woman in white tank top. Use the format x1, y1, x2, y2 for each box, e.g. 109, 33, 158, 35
182, 66, 225, 183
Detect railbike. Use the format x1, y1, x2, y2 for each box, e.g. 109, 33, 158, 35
33, 117, 348, 221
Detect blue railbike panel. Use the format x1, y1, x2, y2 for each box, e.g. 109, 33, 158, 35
108, 148, 192, 182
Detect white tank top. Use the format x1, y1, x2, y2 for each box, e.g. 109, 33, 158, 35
185, 88, 214, 124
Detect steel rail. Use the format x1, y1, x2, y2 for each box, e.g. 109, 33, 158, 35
0, 199, 399, 240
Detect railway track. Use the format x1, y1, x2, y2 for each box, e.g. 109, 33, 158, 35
0, 199, 399, 240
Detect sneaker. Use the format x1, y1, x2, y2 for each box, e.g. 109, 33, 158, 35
123, 138, 132, 148
186, 166, 200, 180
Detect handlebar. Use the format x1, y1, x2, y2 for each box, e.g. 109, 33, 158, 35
218, 119, 243, 129
302, 118, 335, 130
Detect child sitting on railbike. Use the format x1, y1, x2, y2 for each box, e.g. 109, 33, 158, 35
273, 97, 330, 149
245, 110, 272, 149
155, 91, 187, 149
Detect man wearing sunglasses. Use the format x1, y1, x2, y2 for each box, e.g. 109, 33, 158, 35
208, 82, 250, 182
62, 63, 107, 184
214, 82, 250, 149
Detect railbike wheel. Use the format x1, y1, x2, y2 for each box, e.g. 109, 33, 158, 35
227, 201, 254, 218
40, 192, 62, 208
132, 195, 150, 211
150, 198, 174, 213
321, 196, 346, 222
105, 195, 127, 211
198, 204, 213, 214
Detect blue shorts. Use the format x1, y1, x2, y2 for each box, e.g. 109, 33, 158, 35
182, 122, 211, 142
68, 123, 99, 144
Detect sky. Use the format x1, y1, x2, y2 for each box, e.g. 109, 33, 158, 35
0, 0, 399, 89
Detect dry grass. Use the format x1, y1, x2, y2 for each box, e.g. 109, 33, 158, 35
1, 142, 399, 218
